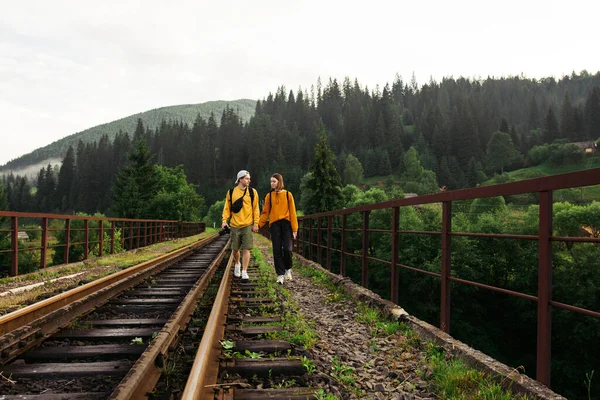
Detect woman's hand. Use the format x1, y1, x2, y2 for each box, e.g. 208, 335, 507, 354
293, 231, 297, 240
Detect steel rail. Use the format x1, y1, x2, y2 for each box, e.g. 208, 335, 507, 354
181, 254, 233, 399
109, 238, 229, 400
0, 234, 217, 363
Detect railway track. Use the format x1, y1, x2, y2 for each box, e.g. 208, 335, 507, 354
1, 237, 328, 399
186, 256, 320, 400
0, 234, 228, 399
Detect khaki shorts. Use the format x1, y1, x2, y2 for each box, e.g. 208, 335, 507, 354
230, 225, 253, 250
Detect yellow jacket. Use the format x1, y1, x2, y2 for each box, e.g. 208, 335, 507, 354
258, 190, 298, 232
222, 187, 260, 228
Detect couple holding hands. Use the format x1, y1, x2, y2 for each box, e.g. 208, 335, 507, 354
222, 170, 298, 285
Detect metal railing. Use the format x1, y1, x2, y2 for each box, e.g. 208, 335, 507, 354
0, 211, 205, 277
297, 167, 600, 387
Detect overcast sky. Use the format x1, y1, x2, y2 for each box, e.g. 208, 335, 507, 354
1, 0, 598, 166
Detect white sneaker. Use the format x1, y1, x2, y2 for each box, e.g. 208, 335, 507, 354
234, 263, 241, 278
285, 269, 293, 281
276, 275, 285, 284
241, 270, 249, 280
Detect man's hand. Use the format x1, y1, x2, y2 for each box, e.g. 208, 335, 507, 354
293, 231, 297, 240
252, 225, 259, 233
221, 222, 228, 229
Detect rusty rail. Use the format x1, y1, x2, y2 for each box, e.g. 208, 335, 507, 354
0, 235, 217, 366
0, 210, 206, 276
181, 253, 233, 399
109, 236, 228, 400
297, 167, 600, 387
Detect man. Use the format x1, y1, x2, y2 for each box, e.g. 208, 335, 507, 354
222, 170, 260, 280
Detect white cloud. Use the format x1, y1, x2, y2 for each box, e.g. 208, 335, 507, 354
1, 0, 598, 165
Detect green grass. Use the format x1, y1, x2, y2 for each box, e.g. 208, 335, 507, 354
507, 155, 600, 179
423, 342, 531, 400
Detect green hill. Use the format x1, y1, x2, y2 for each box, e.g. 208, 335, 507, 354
1, 99, 257, 171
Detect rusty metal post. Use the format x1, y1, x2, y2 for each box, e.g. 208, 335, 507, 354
327, 216, 332, 270
41, 217, 48, 269
110, 221, 116, 254
64, 219, 71, 264
136, 222, 141, 249
317, 217, 322, 265
391, 207, 399, 304
362, 211, 370, 287
308, 218, 313, 261
440, 201, 452, 333
341, 214, 347, 276
298, 219, 304, 255
537, 191, 553, 386
99, 220, 104, 257
84, 219, 89, 260
11, 216, 18, 276
129, 221, 133, 250
144, 222, 148, 246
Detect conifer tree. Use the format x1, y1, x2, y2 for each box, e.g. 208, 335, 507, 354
543, 107, 560, 143
528, 96, 540, 131
300, 127, 342, 214
56, 146, 76, 211
0, 184, 7, 211
584, 86, 600, 140
499, 118, 509, 133
111, 141, 159, 218
560, 93, 577, 141
465, 157, 487, 188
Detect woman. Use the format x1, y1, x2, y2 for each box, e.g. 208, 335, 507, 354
258, 173, 298, 284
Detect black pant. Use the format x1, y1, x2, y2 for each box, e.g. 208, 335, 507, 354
270, 219, 293, 276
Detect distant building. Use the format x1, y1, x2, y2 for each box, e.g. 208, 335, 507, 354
573, 141, 598, 154
5, 231, 30, 241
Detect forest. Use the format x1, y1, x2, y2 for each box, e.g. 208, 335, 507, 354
1, 71, 600, 398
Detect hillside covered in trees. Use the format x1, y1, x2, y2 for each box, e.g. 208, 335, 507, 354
2, 71, 599, 217
0, 99, 257, 172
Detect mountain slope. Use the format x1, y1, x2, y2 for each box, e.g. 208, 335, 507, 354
1, 99, 257, 171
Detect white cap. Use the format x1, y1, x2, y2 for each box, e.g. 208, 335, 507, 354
236, 170, 249, 183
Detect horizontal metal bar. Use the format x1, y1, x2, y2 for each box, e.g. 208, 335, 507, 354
398, 230, 442, 235
397, 263, 442, 278
366, 256, 391, 265
451, 232, 539, 240
551, 236, 600, 243
449, 276, 539, 301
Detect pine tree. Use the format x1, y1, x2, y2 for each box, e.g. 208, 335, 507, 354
528, 96, 540, 131
111, 141, 159, 218
559, 93, 577, 141
542, 107, 560, 143
133, 118, 146, 143
300, 127, 342, 214
584, 86, 600, 140
465, 157, 487, 188
0, 184, 7, 211
499, 118, 509, 133
56, 146, 76, 211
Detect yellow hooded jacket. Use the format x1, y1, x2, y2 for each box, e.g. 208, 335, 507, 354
222, 187, 260, 228
258, 190, 298, 232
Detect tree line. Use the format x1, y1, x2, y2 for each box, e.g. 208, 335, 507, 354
1, 71, 600, 219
